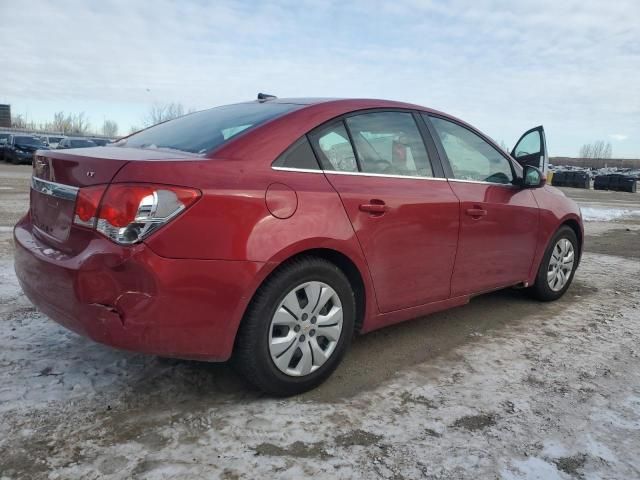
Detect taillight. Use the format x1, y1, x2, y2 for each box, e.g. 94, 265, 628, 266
73, 183, 200, 245
74, 185, 107, 228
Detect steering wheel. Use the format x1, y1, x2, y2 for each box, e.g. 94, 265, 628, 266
485, 172, 511, 184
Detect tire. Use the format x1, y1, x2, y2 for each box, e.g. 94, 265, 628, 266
233, 256, 356, 396
528, 226, 578, 301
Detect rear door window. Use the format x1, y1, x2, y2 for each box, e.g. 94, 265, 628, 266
345, 112, 433, 177
308, 122, 358, 172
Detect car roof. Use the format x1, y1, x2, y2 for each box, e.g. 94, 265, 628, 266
253, 97, 440, 111
258, 97, 339, 105
212, 97, 457, 162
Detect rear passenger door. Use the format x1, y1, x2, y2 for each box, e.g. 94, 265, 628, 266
426, 115, 539, 296
308, 111, 460, 313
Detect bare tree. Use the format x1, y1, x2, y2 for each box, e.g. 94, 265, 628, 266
579, 140, 612, 159
44, 111, 90, 135
11, 114, 27, 129
144, 102, 186, 127
70, 112, 90, 135
102, 119, 118, 137
50, 112, 72, 134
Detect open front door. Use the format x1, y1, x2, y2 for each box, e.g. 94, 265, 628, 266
511, 126, 548, 172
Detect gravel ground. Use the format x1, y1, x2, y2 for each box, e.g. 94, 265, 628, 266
0, 164, 639, 479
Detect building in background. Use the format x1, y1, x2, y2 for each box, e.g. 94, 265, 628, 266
0, 105, 11, 128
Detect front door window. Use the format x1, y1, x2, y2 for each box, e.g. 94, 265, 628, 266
428, 116, 514, 185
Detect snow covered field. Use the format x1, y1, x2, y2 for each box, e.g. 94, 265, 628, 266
581, 206, 640, 222
1, 253, 639, 479
0, 165, 639, 479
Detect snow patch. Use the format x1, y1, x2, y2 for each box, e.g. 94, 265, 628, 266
501, 457, 565, 480
580, 207, 640, 222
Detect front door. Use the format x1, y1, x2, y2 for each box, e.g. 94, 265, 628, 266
427, 115, 539, 297
308, 112, 460, 313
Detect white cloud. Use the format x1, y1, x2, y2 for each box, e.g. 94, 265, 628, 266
609, 134, 628, 141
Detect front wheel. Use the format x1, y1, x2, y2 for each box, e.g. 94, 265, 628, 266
528, 226, 578, 301
233, 257, 355, 396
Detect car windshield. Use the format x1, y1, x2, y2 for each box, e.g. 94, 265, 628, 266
49, 137, 63, 143
70, 139, 96, 147
15, 136, 45, 146
118, 102, 301, 154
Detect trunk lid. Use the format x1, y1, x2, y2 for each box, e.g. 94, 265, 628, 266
30, 146, 199, 246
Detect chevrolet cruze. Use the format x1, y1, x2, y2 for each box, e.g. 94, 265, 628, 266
14, 97, 583, 395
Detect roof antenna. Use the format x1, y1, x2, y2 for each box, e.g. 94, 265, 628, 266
257, 92, 277, 101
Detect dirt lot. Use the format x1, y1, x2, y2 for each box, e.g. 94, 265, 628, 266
1, 163, 639, 479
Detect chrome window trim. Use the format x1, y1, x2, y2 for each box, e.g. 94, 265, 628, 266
271, 165, 520, 187
325, 170, 447, 181
447, 178, 518, 188
31, 177, 79, 201
272, 166, 447, 181
271, 166, 324, 174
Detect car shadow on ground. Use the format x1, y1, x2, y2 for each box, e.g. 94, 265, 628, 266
105, 278, 597, 406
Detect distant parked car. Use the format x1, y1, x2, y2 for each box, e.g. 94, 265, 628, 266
56, 137, 97, 149
4, 134, 49, 164
41, 135, 65, 149
90, 138, 111, 146
0, 132, 11, 161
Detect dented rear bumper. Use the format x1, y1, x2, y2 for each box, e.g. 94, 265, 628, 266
13, 215, 268, 360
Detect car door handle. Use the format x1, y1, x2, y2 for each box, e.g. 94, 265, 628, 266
359, 202, 388, 214
465, 207, 487, 218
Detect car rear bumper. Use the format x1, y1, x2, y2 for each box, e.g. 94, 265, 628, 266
13, 215, 269, 361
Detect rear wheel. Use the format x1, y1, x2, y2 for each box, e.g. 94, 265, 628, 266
233, 257, 355, 396
528, 226, 578, 301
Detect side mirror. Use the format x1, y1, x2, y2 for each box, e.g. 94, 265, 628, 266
522, 165, 545, 188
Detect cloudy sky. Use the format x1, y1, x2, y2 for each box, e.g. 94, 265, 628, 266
1, 0, 638, 157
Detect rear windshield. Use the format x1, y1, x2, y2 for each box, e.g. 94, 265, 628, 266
117, 102, 300, 155
70, 139, 96, 147
15, 136, 45, 146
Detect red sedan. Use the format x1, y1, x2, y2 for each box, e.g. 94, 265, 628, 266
14, 97, 583, 395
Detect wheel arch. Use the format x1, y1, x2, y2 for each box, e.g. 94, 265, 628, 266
559, 215, 584, 266
299, 248, 367, 334
234, 247, 368, 357
527, 212, 584, 286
